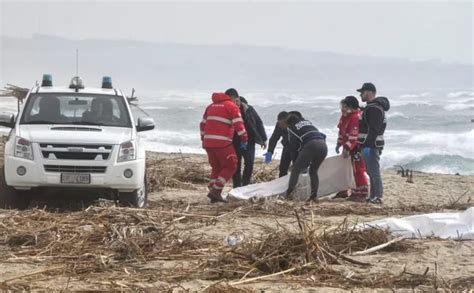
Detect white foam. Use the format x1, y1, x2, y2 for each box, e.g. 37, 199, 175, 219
399, 92, 432, 99
402, 130, 474, 158
140, 106, 170, 110
444, 103, 474, 111
447, 91, 474, 98
387, 111, 408, 119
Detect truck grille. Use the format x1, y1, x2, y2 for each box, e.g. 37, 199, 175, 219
39, 143, 113, 161
44, 165, 107, 173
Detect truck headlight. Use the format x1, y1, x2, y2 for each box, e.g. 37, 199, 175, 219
117, 141, 136, 162
15, 137, 34, 160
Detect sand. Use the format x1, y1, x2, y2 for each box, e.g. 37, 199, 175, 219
0, 138, 473, 291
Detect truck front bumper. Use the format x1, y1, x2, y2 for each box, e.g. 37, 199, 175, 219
4, 156, 145, 192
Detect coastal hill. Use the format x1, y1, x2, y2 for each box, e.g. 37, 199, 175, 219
1, 34, 472, 91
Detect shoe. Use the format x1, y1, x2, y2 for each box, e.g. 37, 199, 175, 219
347, 195, 367, 202
333, 190, 349, 199
368, 198, 383, 205
307, 193, 319, 203
207, 192, 217, 203
307, 197, 319, 203
207, 192, 227, 203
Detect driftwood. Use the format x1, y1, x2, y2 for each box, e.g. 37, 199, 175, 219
0, 201, 449, 290
352, 236, 407, 256
406, 170, 414, 183
230, 262, 316, 286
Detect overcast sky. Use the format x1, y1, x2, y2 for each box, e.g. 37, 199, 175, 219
1, 1, 473, 64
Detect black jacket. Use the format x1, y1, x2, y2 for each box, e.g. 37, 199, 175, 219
233, 101, 267, 146
268, 123, 289, 154
287, 119, 326, 152
358, 97, 390, 149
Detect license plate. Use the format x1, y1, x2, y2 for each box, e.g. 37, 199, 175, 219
61, 173, 91, 184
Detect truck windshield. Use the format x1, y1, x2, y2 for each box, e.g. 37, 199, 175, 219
20, 93, 132, 128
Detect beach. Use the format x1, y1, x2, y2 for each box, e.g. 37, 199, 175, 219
0, 137, 473, 291
1, 2, 473, 291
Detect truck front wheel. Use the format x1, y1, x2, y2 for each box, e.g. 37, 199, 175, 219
0, 168, 30, 210
118, 176, 148, 208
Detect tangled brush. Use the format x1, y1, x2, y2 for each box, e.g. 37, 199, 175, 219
0, 206, 216, 276
202, 211, 419, 288
146, 153, 210, 191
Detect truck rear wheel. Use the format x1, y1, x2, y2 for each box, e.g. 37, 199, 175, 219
118, 176, 148, 208
0, 168, 30, 210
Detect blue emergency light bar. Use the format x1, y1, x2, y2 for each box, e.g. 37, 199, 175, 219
41, 74, 53, 87
102, 76, 113, 89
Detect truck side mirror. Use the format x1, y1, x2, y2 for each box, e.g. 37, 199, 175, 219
0, 113, 15, 128
136, 117, 155, 132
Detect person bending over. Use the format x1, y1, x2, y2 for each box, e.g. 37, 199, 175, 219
285, 113, 328, 201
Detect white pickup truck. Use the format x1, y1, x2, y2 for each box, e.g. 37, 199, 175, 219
0, 75, 155, 209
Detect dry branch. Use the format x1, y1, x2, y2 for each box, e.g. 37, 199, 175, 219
352, 236, 407, 256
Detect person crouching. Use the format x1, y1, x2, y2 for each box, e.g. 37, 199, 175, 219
335, 96, 369, 202
285, 113, 328, 201
200, 92, 249, 203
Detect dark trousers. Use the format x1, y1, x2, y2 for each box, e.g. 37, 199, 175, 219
279, 148, 293, 177
287, 139, 328, 198
233, 142, 256, 188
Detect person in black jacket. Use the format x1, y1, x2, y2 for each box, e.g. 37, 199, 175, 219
264, 111, 298, 177
357, 82, 390, 204
227, 90, 268, 187
285, 113, 328, 201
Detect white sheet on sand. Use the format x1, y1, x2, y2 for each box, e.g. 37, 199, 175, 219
361, 207, 474, 240
228, 156, 355, 201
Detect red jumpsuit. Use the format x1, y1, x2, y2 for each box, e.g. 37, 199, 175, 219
200, 93, 248, 195
337, 110, 369, 198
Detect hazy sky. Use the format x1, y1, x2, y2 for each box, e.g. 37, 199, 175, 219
1, 1, 473, 64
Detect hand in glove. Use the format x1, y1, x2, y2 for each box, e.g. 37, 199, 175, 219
335, 143, 341, 154
240, 141, 248, 151
263, 152, 273, 164
362, 147, 371, 158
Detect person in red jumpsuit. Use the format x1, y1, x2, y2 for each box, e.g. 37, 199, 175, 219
335, 96, 369, 202
200, 92, 249, 203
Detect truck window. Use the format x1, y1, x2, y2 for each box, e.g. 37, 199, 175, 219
20, 93, 132, 128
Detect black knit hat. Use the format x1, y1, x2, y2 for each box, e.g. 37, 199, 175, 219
277, 111, 288, 120
288, 111, 303, 119
225, 88, 239, 99
342, 96, 360, 109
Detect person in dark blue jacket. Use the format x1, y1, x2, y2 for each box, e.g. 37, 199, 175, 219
264, 111, 296, 177
285, 113, 328, 201
230, 93, 268, 187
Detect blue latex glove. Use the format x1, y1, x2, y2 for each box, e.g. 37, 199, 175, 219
362, 147, 371, 157
263, 152, 273, 164
240, 141, 248, 151
335, 144, 341, 154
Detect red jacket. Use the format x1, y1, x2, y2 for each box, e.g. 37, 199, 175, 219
337, 110, 360, 152
200, 93, 248, 148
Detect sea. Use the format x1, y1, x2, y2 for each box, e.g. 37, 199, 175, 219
1, 89, 473, 175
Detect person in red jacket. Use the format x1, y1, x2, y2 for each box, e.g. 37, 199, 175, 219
200, 92, 249, 203
335, 96, 369, 202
